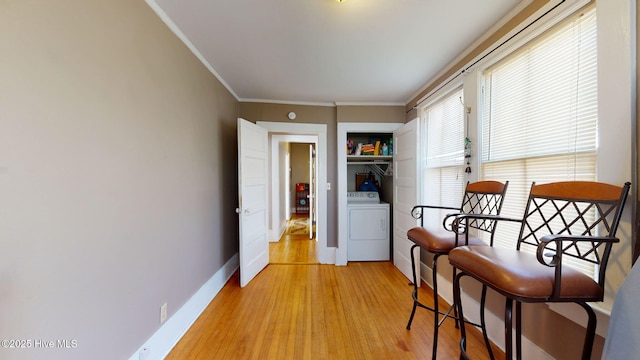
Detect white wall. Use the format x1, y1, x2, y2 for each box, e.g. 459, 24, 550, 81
595, 0, 636, 307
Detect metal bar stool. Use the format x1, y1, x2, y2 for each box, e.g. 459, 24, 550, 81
450, 181, 630, 360
406, 180, 508, 359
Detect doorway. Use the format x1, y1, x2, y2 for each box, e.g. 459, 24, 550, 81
269, 140, 318, 264
270, 141, 318, 264
270, 213, 317, 264
256, 121, 331, 264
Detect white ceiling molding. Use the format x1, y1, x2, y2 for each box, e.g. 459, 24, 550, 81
145, 0, 240, 101
240, 98, 337, 107
334, 102, 405, 107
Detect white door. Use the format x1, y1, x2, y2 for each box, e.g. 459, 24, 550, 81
308, 144, 315, 239
237, 118, 269, 287
393, 119, 420, 281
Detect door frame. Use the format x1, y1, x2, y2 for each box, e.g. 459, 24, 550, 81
257, 122, 332, 264
336, 122, 402, 266
270, 135, 317, 241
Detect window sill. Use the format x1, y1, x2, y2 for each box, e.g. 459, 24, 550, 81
547, 302, 610, 337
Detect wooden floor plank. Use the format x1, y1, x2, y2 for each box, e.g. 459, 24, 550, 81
166, 262, 504, 359
269, 214, 318, 264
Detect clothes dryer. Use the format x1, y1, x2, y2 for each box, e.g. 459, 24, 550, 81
346, 192, 390, 261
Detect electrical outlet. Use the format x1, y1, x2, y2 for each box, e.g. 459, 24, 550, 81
139, 347, 149, 360
160, 303, 167, 323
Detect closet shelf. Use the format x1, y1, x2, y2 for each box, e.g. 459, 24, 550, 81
347, 155, 393, 162
347, 159, 393, 177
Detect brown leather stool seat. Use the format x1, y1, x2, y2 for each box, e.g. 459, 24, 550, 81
449, 246, 603, 301
407, 227, 487, 254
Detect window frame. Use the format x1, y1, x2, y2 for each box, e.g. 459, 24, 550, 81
418, 86, 468, 227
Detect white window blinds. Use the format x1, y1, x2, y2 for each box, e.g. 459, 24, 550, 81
481, 7, 598, 275
421, 87, 466, 228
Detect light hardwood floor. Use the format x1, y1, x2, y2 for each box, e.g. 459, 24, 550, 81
270, 215, 318, 264
165, 261, 504, 359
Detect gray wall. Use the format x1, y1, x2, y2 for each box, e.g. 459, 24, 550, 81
0, 1, 239, 359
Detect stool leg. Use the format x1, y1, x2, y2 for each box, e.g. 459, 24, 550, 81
516, 301, 522, 360
505, 298, 513, 360
406, 244, 420, 330
480, 285, 495, 360
452, 266, 459, 329
578, 301, 597, 360
453, 272, 469, 359
432, 253, 441, 359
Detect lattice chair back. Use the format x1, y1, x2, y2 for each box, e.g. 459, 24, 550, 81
517, 181, 630, 298
454, 180, 509, 245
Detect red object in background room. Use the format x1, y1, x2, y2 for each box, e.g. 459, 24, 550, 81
296, 183, 306, 191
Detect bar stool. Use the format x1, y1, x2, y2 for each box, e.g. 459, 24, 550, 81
449, 181, 630, 360
406, 180, 508, 359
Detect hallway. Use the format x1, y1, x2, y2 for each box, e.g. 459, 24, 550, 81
269, 214, 318, 264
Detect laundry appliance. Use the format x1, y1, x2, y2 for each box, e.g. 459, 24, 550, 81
346, 191, 390, 261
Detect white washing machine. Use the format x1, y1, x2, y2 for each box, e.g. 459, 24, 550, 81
347, 192, 390, 261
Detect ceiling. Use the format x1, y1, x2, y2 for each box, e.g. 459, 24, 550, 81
150, 0, 523, 105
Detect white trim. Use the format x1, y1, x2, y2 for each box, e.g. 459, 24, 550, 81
128, 254, 239, 360
593, 0, 635, 311
144, 0, 240, 101
334, 102, 406, 107
242, 98, 337, 107
256, 122, 332, 264
243, 99, 406, 107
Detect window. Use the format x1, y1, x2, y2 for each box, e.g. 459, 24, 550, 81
420, 87, 466, 228
481, 7, 598, 275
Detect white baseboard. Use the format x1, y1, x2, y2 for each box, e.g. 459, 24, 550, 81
128, 253, 239, 360
268, 229, 280, 242
335, 246, 347, 266
319, 246, 337, 265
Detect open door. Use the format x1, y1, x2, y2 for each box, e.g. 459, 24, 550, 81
308, 144, 315, 239
237, 118, 269, 287
393, 118, 421, 281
